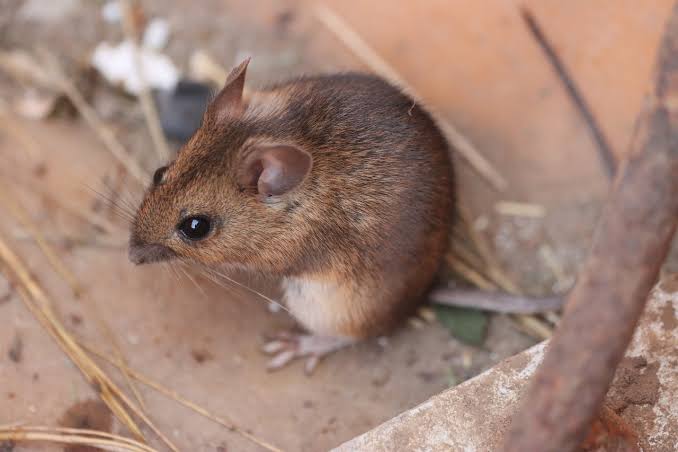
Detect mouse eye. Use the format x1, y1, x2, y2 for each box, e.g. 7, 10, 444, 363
153, 166, 168, 185
177, 216, 212, 241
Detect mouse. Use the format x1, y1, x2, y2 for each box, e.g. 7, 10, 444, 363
128, 59, 566, 374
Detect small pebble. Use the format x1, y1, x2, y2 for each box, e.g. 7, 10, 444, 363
8, 334, 23, 363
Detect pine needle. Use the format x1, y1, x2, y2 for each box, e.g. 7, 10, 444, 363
0, 425, 160, 452
80, 341, 286, 452
0, 235, 179, 452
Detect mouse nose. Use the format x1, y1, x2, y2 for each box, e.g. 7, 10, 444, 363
129, 243, 175, 265
129, 245, 148, 265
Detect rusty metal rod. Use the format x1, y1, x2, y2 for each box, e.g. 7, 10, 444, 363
501, 3, 678, 451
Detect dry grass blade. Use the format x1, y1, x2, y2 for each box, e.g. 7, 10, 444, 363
446, 254, 495, 290
447, 203, 553, 339
512, 314, 553, 339
457, 203, 520, 292
81, 342, 286, 452
0, 235, 180, 452
0, 425, 159, 452
0, 183, 83, 297
539, 244, 569, 289
0, 183, 146, 412
0, 265, 145, 442
11, 227, 125, 249
313, 4, 507, 192
495, 201, 546, 218
0, 49, 55, 89
35, 48, 149, 184
120, 0, 172, 163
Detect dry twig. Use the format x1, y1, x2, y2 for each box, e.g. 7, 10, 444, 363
494, 201, 546, 218
313, 4, 508, 191
81, 342, 285, 452
120, 0, 172, 163
451, 203, 554, 339
0, 426, 160, 452
0, 235, 179, 452
36, 48, 149, 184
0, 182, 146, 412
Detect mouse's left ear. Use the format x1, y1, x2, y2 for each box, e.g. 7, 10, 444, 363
238, 145, 312, 199
206, 57, 250, 122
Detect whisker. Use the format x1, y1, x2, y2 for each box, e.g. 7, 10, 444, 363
176, 262, 208, 300
91, 178, 138, 209
195, 266, 248, 298
115, 183, 142, 213
168, 262, 183, 285
86, 185, 136, 225
162, 262, 181, 285
197, 264, 289, 314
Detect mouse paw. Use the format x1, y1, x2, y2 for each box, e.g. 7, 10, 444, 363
262, 333, 354, 375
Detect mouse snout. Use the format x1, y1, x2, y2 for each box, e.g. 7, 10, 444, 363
128, 242, 176, 265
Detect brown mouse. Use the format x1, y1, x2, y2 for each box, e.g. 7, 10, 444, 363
129, 58, 454, 372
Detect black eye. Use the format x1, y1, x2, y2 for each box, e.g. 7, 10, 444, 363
153, 166, 168, 185
177, 216, 212, 241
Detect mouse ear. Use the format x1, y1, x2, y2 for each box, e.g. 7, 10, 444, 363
206, 57, 250, 122
238, 145, 312, 198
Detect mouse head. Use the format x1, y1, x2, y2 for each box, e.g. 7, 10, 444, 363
129, 59, 313, 272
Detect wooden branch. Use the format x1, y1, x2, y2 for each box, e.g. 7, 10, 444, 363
502, 3, 678, 451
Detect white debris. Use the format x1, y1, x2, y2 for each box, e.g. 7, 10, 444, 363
91, 40, 179, 95
143, 18, 171, 50
101, 0, 122, 23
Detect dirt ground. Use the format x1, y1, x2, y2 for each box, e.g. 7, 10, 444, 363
0, 1, 676, 451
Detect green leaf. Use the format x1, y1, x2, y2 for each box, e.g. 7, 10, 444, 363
434, 305, 488, 346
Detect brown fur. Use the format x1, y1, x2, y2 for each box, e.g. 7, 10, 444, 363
130, 69, 454, 339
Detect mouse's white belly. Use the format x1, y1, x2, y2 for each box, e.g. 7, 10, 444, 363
282, 275, 357, 337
